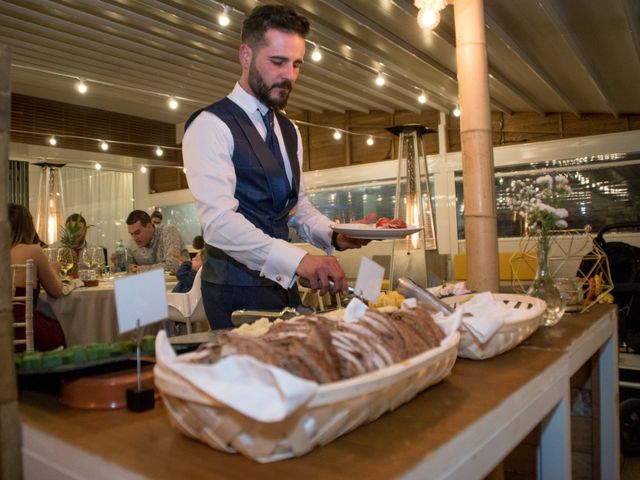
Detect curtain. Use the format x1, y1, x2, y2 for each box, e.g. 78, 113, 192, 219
60, 167, 134, 256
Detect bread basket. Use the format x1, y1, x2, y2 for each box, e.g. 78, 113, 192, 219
442, 293, 545, 360
154, 318, 459, 462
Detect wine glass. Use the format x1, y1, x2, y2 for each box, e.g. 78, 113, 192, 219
43, 247, 57, 264
91, 247, 106, 277
57, 247, 74, 280
80, 247, 96, 270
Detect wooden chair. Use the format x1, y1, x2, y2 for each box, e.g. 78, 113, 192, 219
11, 259, 35, 352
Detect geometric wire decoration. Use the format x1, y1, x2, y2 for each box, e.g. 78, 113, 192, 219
386, 124, 437, 289
509, 227, 614, 313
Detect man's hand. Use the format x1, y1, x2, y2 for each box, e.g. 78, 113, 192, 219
296, 254, 348, 296
334, 212, 377, 250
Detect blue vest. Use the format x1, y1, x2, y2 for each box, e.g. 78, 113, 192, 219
184, 98, 301, 286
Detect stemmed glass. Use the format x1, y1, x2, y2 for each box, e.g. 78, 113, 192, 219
80, 247, 97, 270
91, 247, 106, 277
57, 247, 75, 280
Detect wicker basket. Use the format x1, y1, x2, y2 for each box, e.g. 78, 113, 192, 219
442, 293, 545, 360
154, 327, 459, 462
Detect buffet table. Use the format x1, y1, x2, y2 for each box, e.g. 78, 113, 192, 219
38, 275, 177, 346
19, 304, 618, 479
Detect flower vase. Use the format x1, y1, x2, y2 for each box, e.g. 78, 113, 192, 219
527, 233, 565, 326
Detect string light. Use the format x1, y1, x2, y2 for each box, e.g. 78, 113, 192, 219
99, 140, 109, 151
218, 5, 230, 27
418, 91, 427, 104
453, 105, 461, 117
75, 78, 88, 94
167, 96, 179, 110
375, 72, 385, 86
311, 44, 322, 62
140, 166, 148, 173
182, 167, 187, 174
366, 136, 374, 146
155, 146, 164, 157
415, 0, 448, 30
333, 129, 342, 140
48, 135, 57, 146
94, 162, 102, 170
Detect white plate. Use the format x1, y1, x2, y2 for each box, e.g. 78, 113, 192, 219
331, 223, 422, 240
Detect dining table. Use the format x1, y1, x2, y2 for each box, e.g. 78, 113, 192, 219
37, 273, 178, 346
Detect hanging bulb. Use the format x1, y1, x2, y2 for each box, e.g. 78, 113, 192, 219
375, 72, 385, 86
366, 136, 374, 146
311, 44, 322, 62
99, 140, 109, 151
75, 78, 88, 94
167, 96, 179, 110
140, 166, 148, 174
218, 5, 230, 26
333, 129, 342, 140
182, 167, 187, 174
48, 136, 57, 146
417, 7, 441, 30
95, 162, 102, 170
453, 106, 461, 117
418, 91, 427, 104
155, 146, 164, 157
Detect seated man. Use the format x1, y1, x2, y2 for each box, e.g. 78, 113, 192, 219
172, 249, 203, 293
124, 210, 189, 273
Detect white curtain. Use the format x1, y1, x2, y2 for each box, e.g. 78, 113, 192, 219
60, 167, 134, 256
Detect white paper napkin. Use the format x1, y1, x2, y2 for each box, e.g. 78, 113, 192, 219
343, 297, 368, 323
155, 331, 318, 422
427, 281, 471, 298
457, 292, 510, 343
61, 278, 83, 295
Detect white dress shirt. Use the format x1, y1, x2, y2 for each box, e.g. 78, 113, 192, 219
182, 83, 333, 289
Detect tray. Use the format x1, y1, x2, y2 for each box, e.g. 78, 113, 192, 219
442, 293, 545, 360
154, 317, 459, 462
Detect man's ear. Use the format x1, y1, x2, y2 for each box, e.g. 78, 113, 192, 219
239, 44, 252, 69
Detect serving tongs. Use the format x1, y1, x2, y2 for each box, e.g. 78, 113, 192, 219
230, 306, 314, 327
396, 277, 454, 315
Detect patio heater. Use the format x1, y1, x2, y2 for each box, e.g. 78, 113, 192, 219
387, 125, 437, 288
34, 162, 66, 245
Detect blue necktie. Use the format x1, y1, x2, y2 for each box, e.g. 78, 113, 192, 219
262, 109, 286, 172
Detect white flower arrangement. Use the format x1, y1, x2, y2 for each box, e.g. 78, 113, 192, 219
507, 174, 572, 235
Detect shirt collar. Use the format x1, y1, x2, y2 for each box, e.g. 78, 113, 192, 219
228, 82, 270, 117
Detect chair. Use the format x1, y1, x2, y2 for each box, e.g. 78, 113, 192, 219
166, 267, 207, 335
11, 259, 35, 352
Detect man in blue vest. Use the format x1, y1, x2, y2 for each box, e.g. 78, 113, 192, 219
182, 4, 370, 329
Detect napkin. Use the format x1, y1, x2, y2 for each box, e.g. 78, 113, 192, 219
155, 331, 318, 422
343, 297, 368, 323
456, 292, 511, 343
427, 281, 471, 298
61, 278, 84, 295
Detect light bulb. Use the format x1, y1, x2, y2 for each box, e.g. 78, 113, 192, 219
417, 7, 441, 30
182, 167, 187, 174
95, 162, 102, 170
366, 136, 374, 146
333, 129, 342, 140
155, 146, 164, 157
100, 140, 109, 151
453, 106, 461, 117
75, 78, 88, 94
218, 6, 230, 26
375, 72, 385, 86
140, 166, 148, 174
168, 97, 179, 110
311, 45, 322, 62
418, 92, 427, 104
48, 136, 57, 146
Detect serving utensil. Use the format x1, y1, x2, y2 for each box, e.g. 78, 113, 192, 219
396, 277, 454, 315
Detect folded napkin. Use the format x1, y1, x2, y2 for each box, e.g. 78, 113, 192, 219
457, 292, 511, 343
427, 281, 471, 298
61, 278, 84, 295
155, 331, 318, 422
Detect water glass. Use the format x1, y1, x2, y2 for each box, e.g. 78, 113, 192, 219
554, 277, 581, 312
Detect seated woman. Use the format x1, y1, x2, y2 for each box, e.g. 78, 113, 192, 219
9, 203, 66, 352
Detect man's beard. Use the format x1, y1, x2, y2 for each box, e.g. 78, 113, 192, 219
249, 60, 292, 110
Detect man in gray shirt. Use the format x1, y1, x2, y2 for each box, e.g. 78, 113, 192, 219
124, 210, 189, 273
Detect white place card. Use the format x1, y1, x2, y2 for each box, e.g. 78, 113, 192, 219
114, 269, 168, 333
354, 256, 385, 303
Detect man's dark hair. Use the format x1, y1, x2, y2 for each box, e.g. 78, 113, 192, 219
126, 210, 152, 227
66, 213, 87, 226
150, 210, 163, 221
241, 5, 310, 48
192, 235, 205, 250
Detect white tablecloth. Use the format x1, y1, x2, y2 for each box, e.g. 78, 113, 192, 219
38, 276, 178, 346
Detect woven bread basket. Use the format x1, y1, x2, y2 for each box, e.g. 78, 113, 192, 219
442, 293, 545, 360
154, 322, 459, 462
